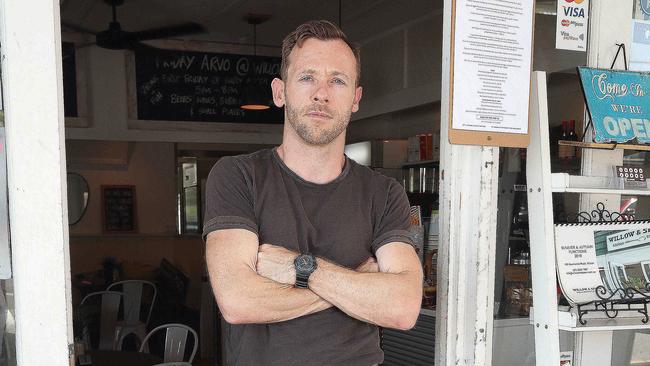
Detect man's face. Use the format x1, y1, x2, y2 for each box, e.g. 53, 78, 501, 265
271, 38, 362, 146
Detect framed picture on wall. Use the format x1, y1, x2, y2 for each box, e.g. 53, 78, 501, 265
101, 185, 137, 232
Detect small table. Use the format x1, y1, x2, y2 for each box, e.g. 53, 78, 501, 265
85, 350, 163, 366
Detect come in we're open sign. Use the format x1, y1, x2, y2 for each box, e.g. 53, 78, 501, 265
578, 67, 650, 143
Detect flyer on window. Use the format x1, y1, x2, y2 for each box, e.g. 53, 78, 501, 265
555, 221, 650, 304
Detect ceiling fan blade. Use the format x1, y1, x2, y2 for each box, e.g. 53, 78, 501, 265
125, 40, 159, 52
61, 21, 97, 35
129, 22, 205, 41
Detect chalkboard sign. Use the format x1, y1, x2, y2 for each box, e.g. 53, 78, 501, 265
102, 185, 137, 232
62, 42, 78, 117
135, 48, 283, 123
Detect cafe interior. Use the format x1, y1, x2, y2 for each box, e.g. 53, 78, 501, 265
44, 0, 586, 365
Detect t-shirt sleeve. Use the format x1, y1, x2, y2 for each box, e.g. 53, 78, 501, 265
202, 156, 258, 241
370, 180, 415, 254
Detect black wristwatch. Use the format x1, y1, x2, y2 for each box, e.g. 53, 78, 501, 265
294, 253, 317, 289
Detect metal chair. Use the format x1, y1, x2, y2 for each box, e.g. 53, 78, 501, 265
106, 280, 157, 349
79, 291, 123, 350
139, 323, 198, 363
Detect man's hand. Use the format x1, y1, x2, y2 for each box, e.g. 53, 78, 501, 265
355, 256, 379, 273
256, 244, 298, 286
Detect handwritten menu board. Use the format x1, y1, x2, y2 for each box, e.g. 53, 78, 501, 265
102, 186, 137, 232
135, 48, 283, 123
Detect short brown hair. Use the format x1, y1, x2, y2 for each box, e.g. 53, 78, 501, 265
280, 20, 361, 85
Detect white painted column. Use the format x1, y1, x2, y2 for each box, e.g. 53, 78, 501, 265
574, 1, 634, 366
435, 0, 500, 365
0, 1, 73, 365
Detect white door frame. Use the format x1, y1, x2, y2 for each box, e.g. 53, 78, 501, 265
436, 1, 500, 365
0, 0, 73, 365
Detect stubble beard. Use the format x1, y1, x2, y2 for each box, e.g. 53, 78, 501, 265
285, 99, 351, 146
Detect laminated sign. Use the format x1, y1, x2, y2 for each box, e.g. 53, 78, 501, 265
578, 67, 650, 143
555, 221, 650, 305
641, 0, 650, 17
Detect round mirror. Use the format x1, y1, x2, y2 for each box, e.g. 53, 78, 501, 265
67, 173, 89, 225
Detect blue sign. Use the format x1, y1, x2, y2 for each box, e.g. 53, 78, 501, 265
578, 67, 650, 143
641, 0, 650, 16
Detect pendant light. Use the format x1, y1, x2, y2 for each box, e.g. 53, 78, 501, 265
241, 14, 271, 110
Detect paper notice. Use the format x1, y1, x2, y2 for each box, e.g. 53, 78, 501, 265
555, 221, 650, 305
452, 0, 534, 134
555, 225, 604, 304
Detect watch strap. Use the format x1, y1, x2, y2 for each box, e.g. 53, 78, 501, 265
295, 273, 310, 288
294, 253, 316, 289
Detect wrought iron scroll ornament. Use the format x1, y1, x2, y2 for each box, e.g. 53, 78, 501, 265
576, 284, 650, 325
567, 202, 646, 325
575, 202, 635, 223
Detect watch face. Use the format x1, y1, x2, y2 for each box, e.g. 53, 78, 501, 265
295, 254, 316, 273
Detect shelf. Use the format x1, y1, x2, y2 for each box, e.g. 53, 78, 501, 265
558, 140, 650, 152
551, 173, 650, 195
555, 310, 650, 332
529, 308, 650, 332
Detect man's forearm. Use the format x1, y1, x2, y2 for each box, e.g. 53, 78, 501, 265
308, 257, 422, 330
205, 230, 332, 325
215, 270, 332, 324
219, 255, 380, 324
254, 242, 422, 330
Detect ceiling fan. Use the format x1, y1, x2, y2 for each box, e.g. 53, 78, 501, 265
62, 0, 205, 50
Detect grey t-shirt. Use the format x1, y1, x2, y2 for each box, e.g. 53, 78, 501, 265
203, 148, 414, 366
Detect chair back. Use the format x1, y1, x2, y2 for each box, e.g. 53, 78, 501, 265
79, 290, 123, 350
151, 363, 193, 366
107, 280, 157, 326
139, 323, 198, 363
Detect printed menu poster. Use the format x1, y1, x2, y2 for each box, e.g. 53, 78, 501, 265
555, 221, 650, 304
451, 0, 534, 134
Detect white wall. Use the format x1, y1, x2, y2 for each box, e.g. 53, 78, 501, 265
68, 141, 177, 235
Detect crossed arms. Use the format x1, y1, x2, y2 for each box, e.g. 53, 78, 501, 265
205, 228, 423, 330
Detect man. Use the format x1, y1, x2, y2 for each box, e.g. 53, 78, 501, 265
204, 20, 422, 366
